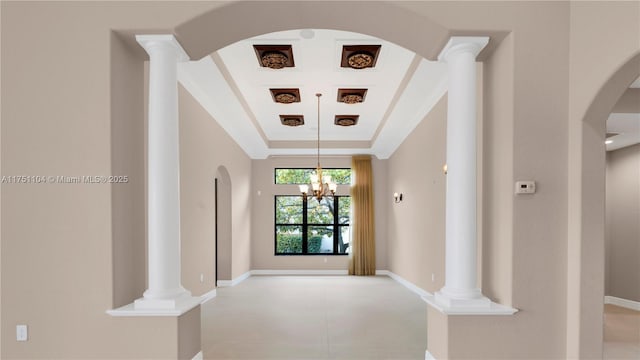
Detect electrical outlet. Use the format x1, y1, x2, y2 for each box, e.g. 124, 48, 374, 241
16, 325, 28, 341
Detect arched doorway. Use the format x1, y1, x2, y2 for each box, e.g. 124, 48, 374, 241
215, 166, 233, 284
166, 2, 516, 359
174, 2, 449, 62
568, 51, 640, 357
603, 84, 640, 357
174, 1, 453, 290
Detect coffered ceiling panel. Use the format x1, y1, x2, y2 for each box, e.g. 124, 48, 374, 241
178, 29, 448, 159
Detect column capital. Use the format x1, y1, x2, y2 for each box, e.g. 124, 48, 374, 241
438, 36, 489, 62
136, 34, 190, 62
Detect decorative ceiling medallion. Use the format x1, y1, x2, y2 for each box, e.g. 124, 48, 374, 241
341, 94, 363, 104
262, 51, 288, 69
280, 115, 304, 127
270, 88, 301, 103
335, 115, 359, 127
337, 88, 368, 104
347, 52, 374, 69
341, 45, 381, 69
253, 45, 295, 69
275, 93, 297, 103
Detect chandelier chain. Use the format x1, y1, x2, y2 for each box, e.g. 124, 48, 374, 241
299, 92, 335, 201
316, 93, 321, 168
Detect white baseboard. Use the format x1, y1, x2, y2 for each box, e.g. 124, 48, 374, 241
251, 269, 349, 275
425, 350, 436, 359
386, 271, 432, 298
214, 269, 432, 302
217, 271, 251, 287
605, 295, 640, 311
192, 350, 203, 360
200, 289, 217, 304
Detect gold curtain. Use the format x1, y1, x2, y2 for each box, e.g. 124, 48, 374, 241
349, 155, 376, 275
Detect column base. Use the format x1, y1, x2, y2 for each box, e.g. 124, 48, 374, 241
107, 292, 201, 317
424, 291, 518, 315
434, 288, 491, 308
135, 289, 193, 310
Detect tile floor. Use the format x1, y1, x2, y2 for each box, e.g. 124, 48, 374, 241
201, 276, 427, 359
201, 276, 640, 359
603, 304, 640, 359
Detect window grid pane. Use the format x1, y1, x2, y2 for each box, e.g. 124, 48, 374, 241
308, 226, 334, 254
307, 197, 333, 224
274, 194, 350, 255
275, 168, 351, 185
275, 196, 303, 224
276, 225, 303, 254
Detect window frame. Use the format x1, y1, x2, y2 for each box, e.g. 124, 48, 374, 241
274, 195, 350, 256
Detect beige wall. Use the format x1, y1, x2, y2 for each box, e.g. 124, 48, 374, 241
2, 1, 640, 359
605, 144, 640, 302
409, 2, 570, 358
480, 32, 514, 306
387, 96, 447, 293
612, 88, 640, 113
179, 83, 252, 294
112, 30, 147, 309
178, 307, 201, 360
251, 156, 388, 271
567, 2, 640, 357
1, 1, 220, 358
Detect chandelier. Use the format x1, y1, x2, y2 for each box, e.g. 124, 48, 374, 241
299, 93, 337, 201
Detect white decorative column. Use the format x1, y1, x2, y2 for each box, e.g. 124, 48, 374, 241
134, 35, 194, 311
425, 37, 516, 315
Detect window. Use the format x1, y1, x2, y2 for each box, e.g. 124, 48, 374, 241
275, 168, 351, 185
275, 195, 350, 255
274, 167, 351, 255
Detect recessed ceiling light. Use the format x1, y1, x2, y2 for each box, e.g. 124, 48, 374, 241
300, 29, 315, 39
605, 140, 613, 144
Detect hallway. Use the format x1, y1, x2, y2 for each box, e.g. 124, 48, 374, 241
201, 276, 427, 359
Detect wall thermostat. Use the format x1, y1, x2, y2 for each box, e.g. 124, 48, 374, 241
515, 181, 536, 194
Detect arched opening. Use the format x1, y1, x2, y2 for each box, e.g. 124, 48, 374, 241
215, 166, 233, 284
170, 2, 454, 293
568, 51, 640, 357
173, 1, 450, 62
114, 2, 511, 358
604, 83, 640, 356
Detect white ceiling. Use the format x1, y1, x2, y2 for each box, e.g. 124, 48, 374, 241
606, 113, 640, 151
177, 29, 638, 157
606, 75, 640, 151
178, 29, 447, 159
